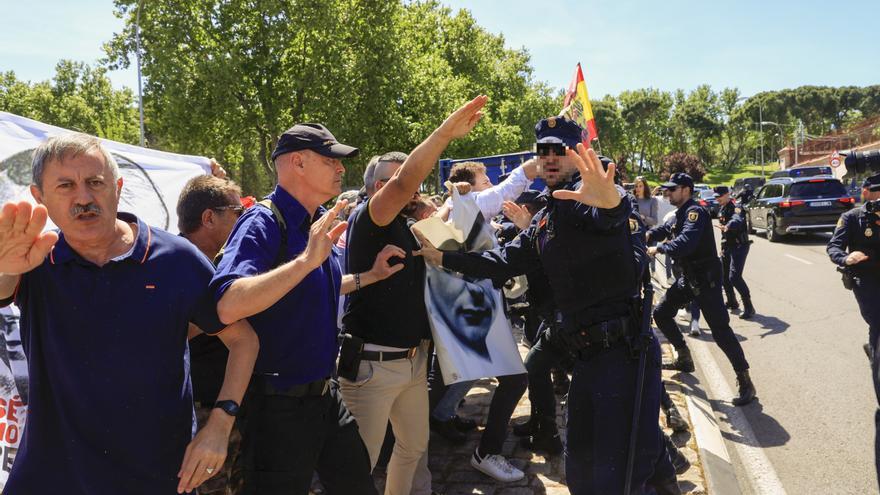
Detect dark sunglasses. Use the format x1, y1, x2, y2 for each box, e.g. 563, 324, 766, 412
213, 205, 245, 216
535, 142, 568, 157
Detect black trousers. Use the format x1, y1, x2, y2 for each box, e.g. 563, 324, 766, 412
653, 268, 750, 372
722, 244, 751, 301
524, 329, 569, 422
853, 275, 880, 491
238, 381, 377, 495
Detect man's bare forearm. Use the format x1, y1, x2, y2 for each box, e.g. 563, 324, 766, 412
209, 319, 260, 431
217, 257, 317, 324
370, 129, 454, 226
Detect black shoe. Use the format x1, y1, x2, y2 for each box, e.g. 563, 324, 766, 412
725, 296, 739, 310
665, 405, 689, 432
430, 417, 466, 444
732, 370, 756, 406
512, 417, 535, 437
552, 369, 570, 395
669, 444, 691, 474
519, 420, 563, 455
662, 346, 695, 373
651, 477, 683, 495
740, 299, 756, 319
452, 415, 478, 432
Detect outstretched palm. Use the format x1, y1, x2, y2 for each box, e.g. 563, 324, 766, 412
551, 144, 621, 210
437, 95, 488, 140
0, 202, 59, 276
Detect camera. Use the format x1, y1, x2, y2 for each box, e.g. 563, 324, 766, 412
865, 199, 880, 214
844, 150, 880, 174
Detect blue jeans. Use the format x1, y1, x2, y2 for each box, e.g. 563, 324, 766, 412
431, 380, 475, 421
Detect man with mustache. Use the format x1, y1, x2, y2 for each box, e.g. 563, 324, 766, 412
0, 133, 259, 494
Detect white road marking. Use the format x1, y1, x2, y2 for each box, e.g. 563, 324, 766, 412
784, 254, 813, 265
689, 338, 788, 495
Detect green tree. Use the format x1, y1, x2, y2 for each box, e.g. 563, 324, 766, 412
0, 61, 139, 143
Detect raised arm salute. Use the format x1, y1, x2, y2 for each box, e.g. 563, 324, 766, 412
0, 201, 59, 299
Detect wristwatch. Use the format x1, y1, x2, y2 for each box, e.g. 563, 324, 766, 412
213, 400, 240, 417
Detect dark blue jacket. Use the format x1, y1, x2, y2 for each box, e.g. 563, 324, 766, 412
827, 205, 880, 279
718, 200, 749, 247
649, 199, 718, 266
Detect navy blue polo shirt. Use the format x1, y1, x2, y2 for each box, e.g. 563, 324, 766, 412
211, 185, 341, 389
2, 212, 225, 495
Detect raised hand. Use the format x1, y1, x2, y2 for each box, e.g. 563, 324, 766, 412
301, 200, 348, 270
437, 95, 488, 141
502, 201, 532, 230
551, 144, 621, 210
0, 201, 59, 276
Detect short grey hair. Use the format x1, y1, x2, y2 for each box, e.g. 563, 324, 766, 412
31, 133, 120, 189
363, 155, 381, 197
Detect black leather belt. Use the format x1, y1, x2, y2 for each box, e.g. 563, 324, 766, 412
360, 347, 419, 362
254, 375, 330, 398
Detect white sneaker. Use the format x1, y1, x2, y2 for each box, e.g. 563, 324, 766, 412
689, 319, 701, 336
471, 450, 524, 482
676, 309, 691, 321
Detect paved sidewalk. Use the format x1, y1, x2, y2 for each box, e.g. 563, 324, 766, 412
366, 336, 709, 494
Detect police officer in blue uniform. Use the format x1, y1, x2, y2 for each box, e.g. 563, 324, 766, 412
827, 173, 880, 489
415, 117, 676, 494
647, 173, 756, 406
715, 186, 755, 318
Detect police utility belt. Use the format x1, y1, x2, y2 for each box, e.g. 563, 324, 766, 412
556, 316, 635, 355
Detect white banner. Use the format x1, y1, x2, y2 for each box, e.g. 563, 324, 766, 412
0, 307, 26, 485
0, 111, 211, 234
415, 186, 525, 384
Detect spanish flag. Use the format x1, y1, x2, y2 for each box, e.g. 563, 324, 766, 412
561, 63, 598, 144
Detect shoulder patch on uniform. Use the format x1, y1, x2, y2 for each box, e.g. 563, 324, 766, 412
687, 210, 699, 222
629, 218, 638, 233
735, 207, 742, 214
837, 217, 844, 229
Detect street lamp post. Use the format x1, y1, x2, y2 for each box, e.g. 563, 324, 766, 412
135, 0, 146, 148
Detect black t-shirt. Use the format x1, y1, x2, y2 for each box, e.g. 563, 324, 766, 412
190, 333, 228, 404
343, 200, 431, 347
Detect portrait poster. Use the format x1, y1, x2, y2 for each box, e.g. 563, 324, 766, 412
414, 185, 525, 384
0, 305, 27, 489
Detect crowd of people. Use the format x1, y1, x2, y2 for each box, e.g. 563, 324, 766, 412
14, 91, 880, 495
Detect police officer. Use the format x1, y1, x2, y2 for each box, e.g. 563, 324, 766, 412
827, 173, 880, 489
415, 117, 675, 494
714, 186, 755, 318
647, 173, 756, 406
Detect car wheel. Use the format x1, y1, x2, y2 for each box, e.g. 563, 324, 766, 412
766, 215, 782, 242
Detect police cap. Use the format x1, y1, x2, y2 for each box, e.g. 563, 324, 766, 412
661, 172, 695, 190
535, 116, 583, 149
862, 173, 880, 192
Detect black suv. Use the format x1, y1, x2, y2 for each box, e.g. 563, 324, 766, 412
745, 176, 854, 242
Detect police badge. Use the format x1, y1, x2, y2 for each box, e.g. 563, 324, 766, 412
866, 228, 874, 237
687, 211, 698, 222
547, 117, 557, 128
629, 218, 639, 233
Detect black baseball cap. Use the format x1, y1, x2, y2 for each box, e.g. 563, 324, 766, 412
514, 189, 546, 206
862, 173, 880, 191
661, 172, 695, 190
271, 123, 359, 161
713, 186, 730, 197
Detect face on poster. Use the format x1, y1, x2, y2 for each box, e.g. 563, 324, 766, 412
427, 268, 498, 360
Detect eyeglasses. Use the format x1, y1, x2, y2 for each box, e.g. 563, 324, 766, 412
535, 142, 568, 157
213, 205, 244, 216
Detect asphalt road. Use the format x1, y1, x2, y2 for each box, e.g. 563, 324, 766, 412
665, 226, 876, 494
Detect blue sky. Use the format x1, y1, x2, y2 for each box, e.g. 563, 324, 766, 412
1, 0, 878, 98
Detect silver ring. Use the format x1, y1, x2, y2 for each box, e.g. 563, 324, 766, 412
206, 467, 215, 475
